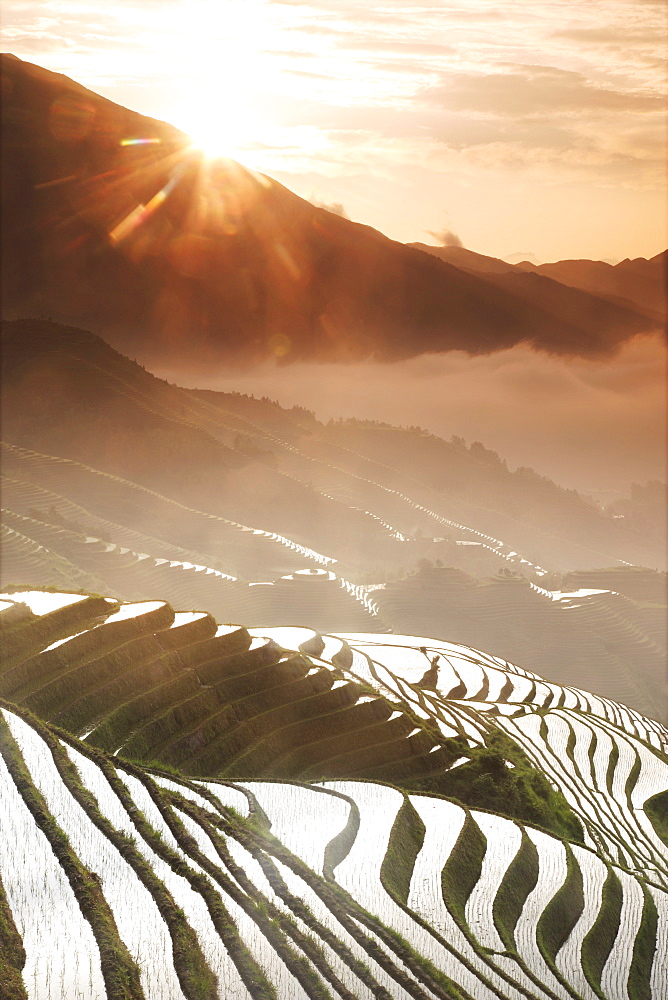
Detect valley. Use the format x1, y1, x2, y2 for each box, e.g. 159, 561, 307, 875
2, 319, 665, 723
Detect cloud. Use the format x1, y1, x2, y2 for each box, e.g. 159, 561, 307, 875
422, 65, 664, 117
552, 26, 659, 45
310, 198, 348, 218
164, 333, 666, 494
3, 0, 665, 262
428, 229, 463, 247
342, 39, 456, 55
285, 68, 334, 81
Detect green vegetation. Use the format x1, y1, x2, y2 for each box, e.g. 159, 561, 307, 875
380, 796, 426, 905
0, 596, 118, 677
381, 925, 474, 1000
1, 584, 665, 1000
25, 630, 177, 722
581, 865, 624, 999
48, 737, 219, 1000
74, 748, 272, 1000
605, 741, 619, 796
441, 812, 486, 927
0, 713, 144, 1000
220, 806, 439, 1000
2, 679, 664, 1000
0, 871, 27, 1000
170, 795, 346, 1000
535, 843, 585, 1000
644, 788, 668, 847
489, 828, 576, 1000
536, 843, 584, 962
2, 591, 588, 839
627, 883, 658, 1000
492, 828, 539, 952
624, 751, 642, 813
404, 728, 584, 843
232, 840, 389, 1000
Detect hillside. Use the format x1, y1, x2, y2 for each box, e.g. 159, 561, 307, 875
1, 54, 655, 369
516, 253, 667, 321
0, 589, 666, 999
2, 491, 665, 720
374, 565, 667, 723
2, 318, 666, 718
409, 243, 666, 324
3, 318, 663, 577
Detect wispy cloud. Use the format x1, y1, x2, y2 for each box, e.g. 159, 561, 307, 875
428, 228, 463, 247
169, 333, 667, 493
422, 65, 664, 116
1, 0, 665, 260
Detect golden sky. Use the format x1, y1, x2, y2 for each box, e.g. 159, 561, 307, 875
1, 0, 666, 262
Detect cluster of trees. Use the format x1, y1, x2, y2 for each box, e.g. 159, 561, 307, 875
607, 480, 666, 534
407, 730, 583, 843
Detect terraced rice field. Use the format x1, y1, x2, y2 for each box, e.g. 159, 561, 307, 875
1, 473, 668, 722
3, 441, 664, 720
372, 570, 666, 722
0, 591, 666, 998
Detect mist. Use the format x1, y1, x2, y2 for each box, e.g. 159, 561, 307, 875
159, 332, 666, 497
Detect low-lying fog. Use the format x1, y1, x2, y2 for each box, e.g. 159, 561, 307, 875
158, 333, 666, 499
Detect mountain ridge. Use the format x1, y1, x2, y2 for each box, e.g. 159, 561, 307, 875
411, 242, 667, 322
1, 53, 658, 370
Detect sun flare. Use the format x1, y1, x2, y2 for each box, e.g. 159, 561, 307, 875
164, 0, 285, 162
181, 97, 269, 162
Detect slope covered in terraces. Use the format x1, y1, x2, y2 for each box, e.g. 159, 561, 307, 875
0, 589, 666, 1000
2, 318, 666, 720
1, 471, 665, 721
3, 318, 663, 576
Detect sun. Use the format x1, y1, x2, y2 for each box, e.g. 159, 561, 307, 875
182, 99, 267, 162
165, 0, 282, 162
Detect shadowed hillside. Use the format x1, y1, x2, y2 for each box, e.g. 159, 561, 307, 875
2, 318, 663, 577
516, 252, 667, 320
0, 591, 576, 834
411, 243, 667, 323
2, 318, 666, 719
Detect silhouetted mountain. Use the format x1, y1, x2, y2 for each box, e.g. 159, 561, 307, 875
516, 252, 666, 320
1, 54, 656, 370
409, 243, 517, 274
411, 241, 666, 326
